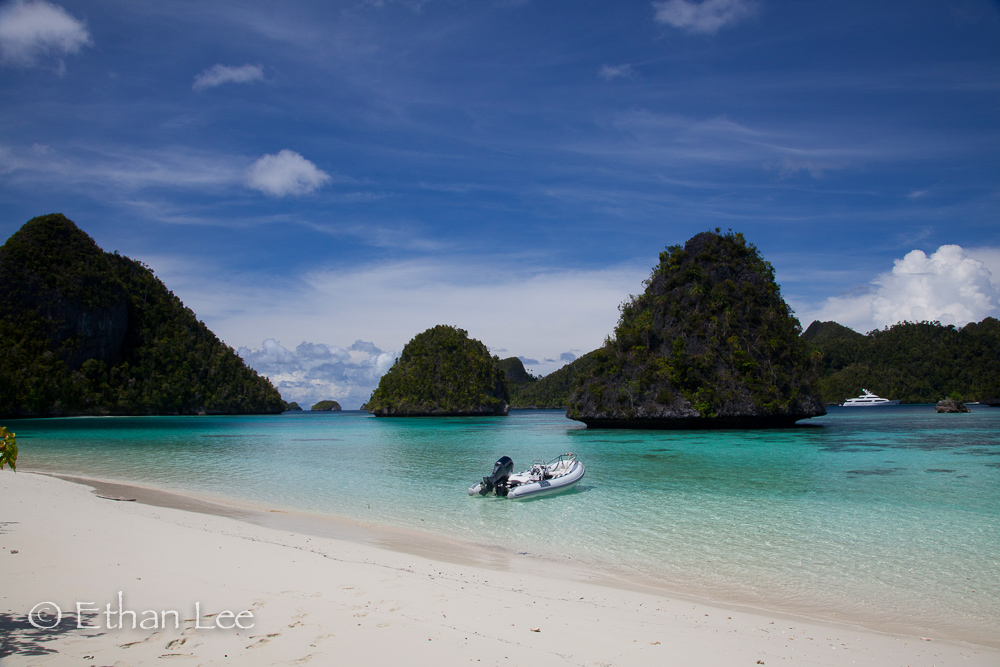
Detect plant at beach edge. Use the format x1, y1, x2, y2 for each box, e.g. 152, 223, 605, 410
0, 426, 17, 471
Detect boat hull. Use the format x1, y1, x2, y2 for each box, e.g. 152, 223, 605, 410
508, 460, 585, 499
842, 400, 901, 407
467, 459, 585, 499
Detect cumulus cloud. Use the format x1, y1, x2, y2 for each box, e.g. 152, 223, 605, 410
245, 149, 331, 197
599, 63, 635, 81
652, 0, 756, 34
193, 63, 265, 90
0, 0, 90, 69
799, 244, 1000, 333
239, 339, 397, 409
148, 255, 645, 381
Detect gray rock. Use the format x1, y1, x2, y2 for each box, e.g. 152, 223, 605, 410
935, 398, 970, 413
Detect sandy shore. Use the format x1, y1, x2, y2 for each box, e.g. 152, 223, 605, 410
1, 472, 996, 666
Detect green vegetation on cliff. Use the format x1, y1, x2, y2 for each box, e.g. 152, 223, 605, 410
804, 319, 1000, 404
497, 357, 535, 387
366, 325, 509, 416
311, 400, 342, 411
502, 353, 601, 408
567, 230, 825, 428
0, 214, 285, 417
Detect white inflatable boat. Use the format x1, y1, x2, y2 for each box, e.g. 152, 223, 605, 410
468, 453, 585, 499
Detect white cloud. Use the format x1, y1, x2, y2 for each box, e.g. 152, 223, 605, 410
597, 110, 862, 174
0, 0, 90, 68
245, 149, 331, 197
139, 254, 647, 383
797, 244, 1000, 333
599, 63, 635, 81
193, 63, 265, 90
967, 246, 1000, 282
0, 142, 244, 192
238, 339, 397, 409
652, 0, 756, 34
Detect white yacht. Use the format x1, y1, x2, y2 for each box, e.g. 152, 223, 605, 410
842, 390, 901, 407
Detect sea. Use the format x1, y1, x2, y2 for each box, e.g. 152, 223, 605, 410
11, 406, 1000, 646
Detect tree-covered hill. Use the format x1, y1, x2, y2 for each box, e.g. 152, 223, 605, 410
804, 318, 1000, 404
0, 214, 285, 417
502, 353, 601, 409
366, 325, 509, 417
497, 356, 535, 387
567, 230, 825, 428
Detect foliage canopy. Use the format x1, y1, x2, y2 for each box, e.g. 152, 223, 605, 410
366, 325, 509, 416
0, 214, 285, 417
803, 318, 1000, 404
0, 426, 16, 471
567, 230, 825, 427
503, 353, 602, 409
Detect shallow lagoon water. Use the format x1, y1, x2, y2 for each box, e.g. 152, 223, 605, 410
14, 406, 1000, 645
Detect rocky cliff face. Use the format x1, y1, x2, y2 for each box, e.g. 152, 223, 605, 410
567, 231, 825, 429
366, 325, 509, 417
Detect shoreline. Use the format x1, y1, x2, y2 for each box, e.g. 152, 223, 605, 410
32, 467, 999, 648
2, 471, 997, 665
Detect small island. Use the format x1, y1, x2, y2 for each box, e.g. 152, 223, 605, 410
936, 397, 970, 413
366, 325, 509, 417
311, 400, 342, 411
567, 230, 825, 428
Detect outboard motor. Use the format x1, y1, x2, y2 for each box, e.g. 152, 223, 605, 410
479, 456, 514, 496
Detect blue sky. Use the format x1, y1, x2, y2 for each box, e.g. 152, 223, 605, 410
2, 0, 999, 408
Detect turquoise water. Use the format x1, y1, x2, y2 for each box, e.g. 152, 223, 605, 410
12, 407, 1000, 645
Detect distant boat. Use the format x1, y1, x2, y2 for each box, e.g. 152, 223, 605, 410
842, 390, 901, 407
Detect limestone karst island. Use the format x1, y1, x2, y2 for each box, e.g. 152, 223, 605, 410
567, 230, 825, 428
3, 215, 998, 421
0, 214, 285, 417
365, 325, 509, 417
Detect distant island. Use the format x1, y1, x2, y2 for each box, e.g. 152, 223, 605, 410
503, 310, 1000, 411
501, 353, 600, 409
311, 400, 342, 411
6, 215, 996, 419
802, 318, 1000, 404
0, 214, 286, 417
565, 230, 825, 428
366, 325, 509, 417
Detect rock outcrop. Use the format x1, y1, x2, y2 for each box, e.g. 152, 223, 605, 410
311, 400, 342, 411
935, 398, 970, 413
366, 325, 509, 417
567, 231, 825, 429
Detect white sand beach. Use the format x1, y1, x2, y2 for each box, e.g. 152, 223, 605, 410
1, 471, 996, 666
